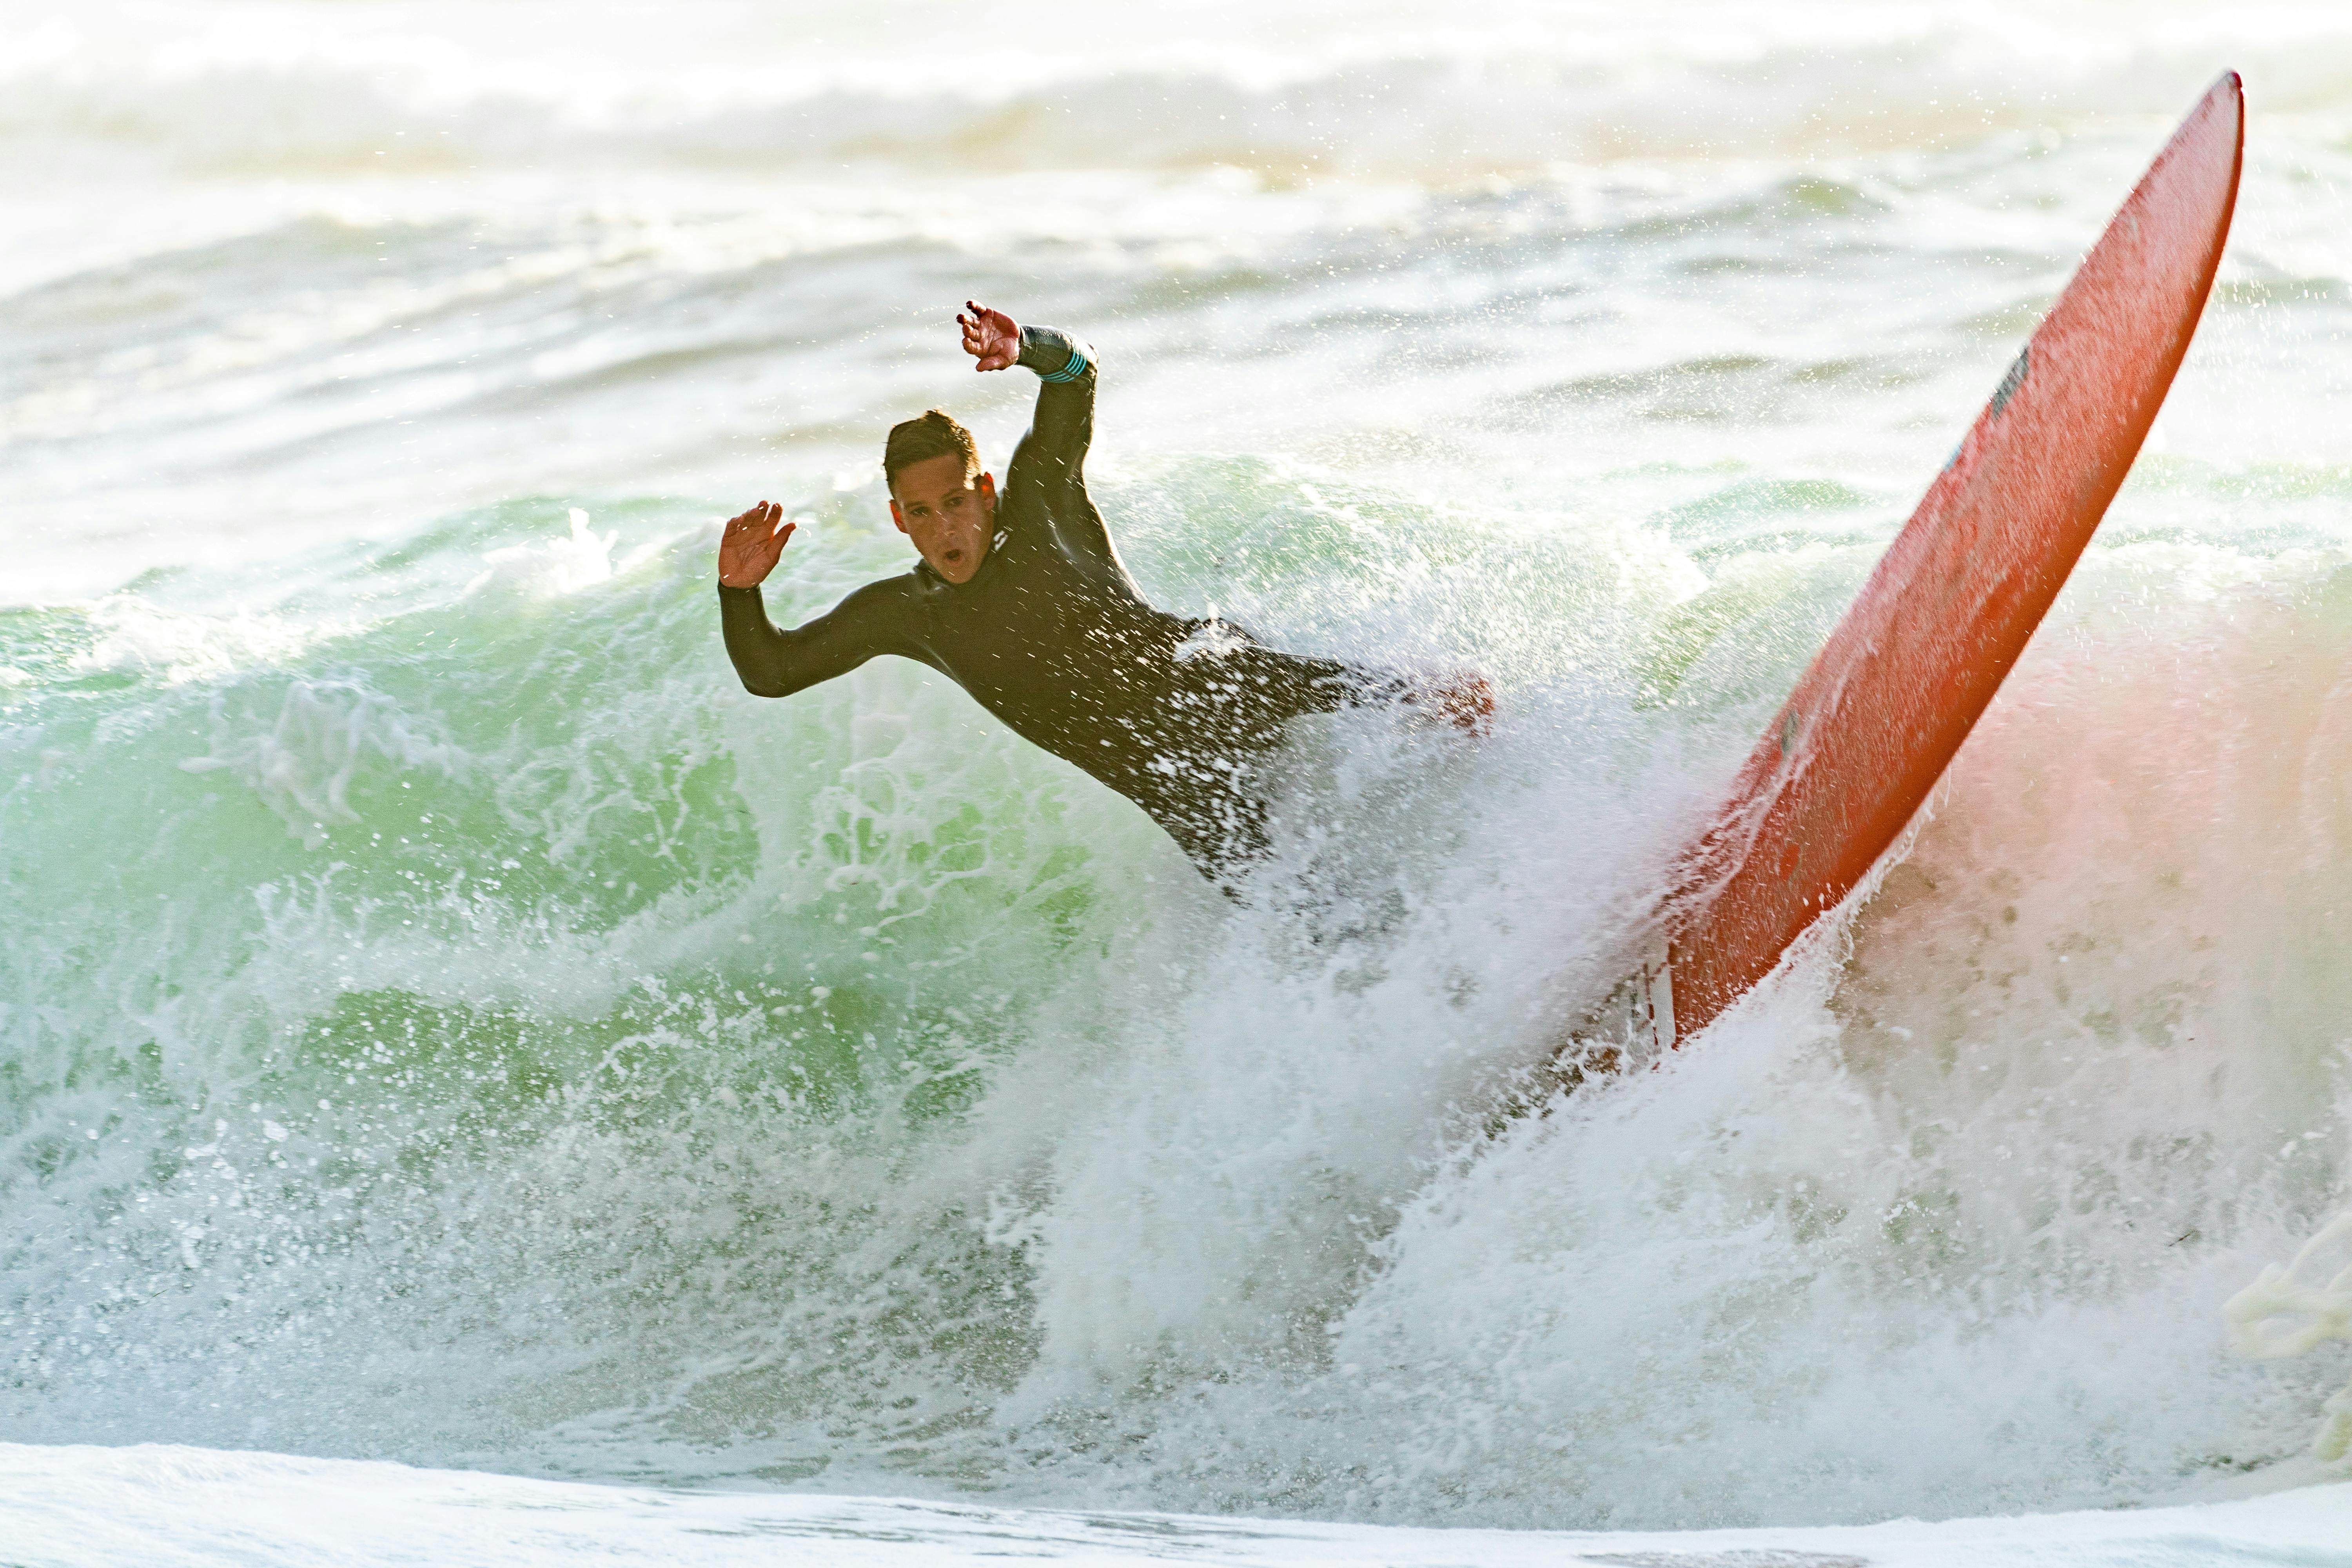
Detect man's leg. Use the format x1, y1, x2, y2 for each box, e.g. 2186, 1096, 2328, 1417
1125, 759, 1275, 885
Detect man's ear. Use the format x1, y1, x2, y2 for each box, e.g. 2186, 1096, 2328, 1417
978, 472, 997, 511
888, 498, 909, 536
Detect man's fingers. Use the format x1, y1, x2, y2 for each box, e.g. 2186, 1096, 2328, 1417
725, 500, 781, 537
757, 523, 795, 572
958, 302, 1016, 369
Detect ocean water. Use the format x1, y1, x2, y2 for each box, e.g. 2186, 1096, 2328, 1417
7, 0, 2352, 1544
9, 1445, 2352, 1568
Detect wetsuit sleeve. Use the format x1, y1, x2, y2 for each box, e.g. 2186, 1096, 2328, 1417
1002, 325, 1108, 544
717, 579, 915, 698
1012, 324, 1096, 473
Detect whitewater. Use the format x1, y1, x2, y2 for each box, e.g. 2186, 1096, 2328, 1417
7, 1, 2352, 1562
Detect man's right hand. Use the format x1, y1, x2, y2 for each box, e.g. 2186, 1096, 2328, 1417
958, 301, 1021, 372
718, 500, 795, 588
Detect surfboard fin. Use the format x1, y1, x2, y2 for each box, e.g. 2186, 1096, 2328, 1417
1506, 939, 1677, 1125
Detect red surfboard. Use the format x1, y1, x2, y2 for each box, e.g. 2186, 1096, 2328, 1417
1637, 74, 2244, 1048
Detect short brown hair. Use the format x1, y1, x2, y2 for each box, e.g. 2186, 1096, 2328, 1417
884, 410, 979, 490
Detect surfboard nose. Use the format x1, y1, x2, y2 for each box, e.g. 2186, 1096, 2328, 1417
1650, 73, 2245, 1047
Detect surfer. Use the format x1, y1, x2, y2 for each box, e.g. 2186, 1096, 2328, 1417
716, 301, 1491, 879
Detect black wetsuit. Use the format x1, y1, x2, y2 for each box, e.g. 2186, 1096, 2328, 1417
719, 325, 1397, 876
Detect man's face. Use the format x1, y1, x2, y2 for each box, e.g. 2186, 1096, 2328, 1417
889, 453, 996, 584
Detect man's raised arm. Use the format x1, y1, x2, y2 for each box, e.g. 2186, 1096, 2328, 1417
959, 302, 1096, 508
1007, 322, 1096, 495
715, 500, 907, 698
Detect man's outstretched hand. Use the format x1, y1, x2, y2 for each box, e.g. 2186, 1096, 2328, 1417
1414, 671, 1495, 737
959, 301, 1021, 372
718, 500, 795, 589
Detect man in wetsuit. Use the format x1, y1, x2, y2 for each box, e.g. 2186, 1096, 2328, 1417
716, 302, 1488, 878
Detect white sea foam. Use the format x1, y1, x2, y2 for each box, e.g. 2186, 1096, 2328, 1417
4, 1443, 2350, 1567
2229, 1213, 2352, 1462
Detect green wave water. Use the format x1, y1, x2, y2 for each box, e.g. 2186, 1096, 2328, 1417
9, 447, 2352, 1520
0, 463, 1662, 1478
